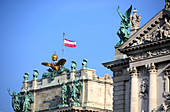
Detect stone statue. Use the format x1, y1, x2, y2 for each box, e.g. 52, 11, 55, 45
7, 89, 21, 112
22, 90, 34, 112
164, 18, 170, 38
140, 79, 148, 98
33, 69, 39, 80
116, 5, 132, 46
71, 61, 77, 71
130, 8, 141, 28
71, 79, 83, 106
24, 72, 29, 82
82, 59, 88, 69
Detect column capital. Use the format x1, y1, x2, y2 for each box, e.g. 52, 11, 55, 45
146, 63, 157, 73
128, 67, 138, 76
164, 67, 170, 76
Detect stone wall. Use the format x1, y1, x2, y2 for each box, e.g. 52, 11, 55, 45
21, 68, 113, 112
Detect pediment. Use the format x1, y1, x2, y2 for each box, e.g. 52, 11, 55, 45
118, 9, 170, 53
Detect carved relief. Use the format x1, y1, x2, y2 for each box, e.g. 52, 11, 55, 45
128, 67, 138, 76
128, 48, 170, 62
146, 63, 157, 73
163, 92, 170, 111
164, 67, 170, 76
129, 18, 170, 47
161, 65, 170, 111
139, 78, 148, 98
36, 89, 61, 110
163, 66, 170, 93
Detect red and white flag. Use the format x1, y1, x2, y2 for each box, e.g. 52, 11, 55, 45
64, 38, 76, 48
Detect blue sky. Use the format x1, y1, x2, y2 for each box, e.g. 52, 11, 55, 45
0, 0, 164, 111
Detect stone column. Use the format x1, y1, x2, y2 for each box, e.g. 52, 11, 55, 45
128, 67, 139, 112
146, 63, 157, 112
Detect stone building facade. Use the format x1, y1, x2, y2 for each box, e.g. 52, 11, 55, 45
103, 1, 170, 112
21, 68, 113, 112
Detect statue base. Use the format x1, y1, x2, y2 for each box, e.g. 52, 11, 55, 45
59, 103, 69, 108
113, 54, 128, 61
70, 101, 80, 106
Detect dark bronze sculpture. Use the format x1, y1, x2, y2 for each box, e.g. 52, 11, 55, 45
8, 88, 34, 112
116, 5, 132, 46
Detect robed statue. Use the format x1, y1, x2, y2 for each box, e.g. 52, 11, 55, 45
116, 5, 132, 46
71, 79, 83, 106
58, 80, 71, 107
22, 90, 34, 112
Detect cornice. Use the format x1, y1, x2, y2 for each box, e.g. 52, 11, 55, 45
102, 58, 129, 69
119, 38, 170, 54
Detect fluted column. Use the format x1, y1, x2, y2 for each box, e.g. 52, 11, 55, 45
146, 63, 157, 112
128, 67, 139, 112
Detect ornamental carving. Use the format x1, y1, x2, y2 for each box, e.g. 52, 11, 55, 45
129, 48, 170, 62
128, 67, 138, 76
163, 92, 170, 111
163, 65, 170, 93
139, 78, 148, 98
146, 63, 157, 72
128, 18, 170, 47
164, 66, 170, 76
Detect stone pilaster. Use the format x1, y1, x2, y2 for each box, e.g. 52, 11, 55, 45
22, 81, 28, 92
32, 79, 37, 89
70, 71, 76, 81
42, 78, 48, 86
128, 67, 139, 112
146, 63, 157, 112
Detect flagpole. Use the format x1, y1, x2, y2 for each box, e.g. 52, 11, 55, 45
62, 32, 65, 58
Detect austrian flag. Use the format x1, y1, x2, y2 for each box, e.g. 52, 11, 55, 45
64, 38, 76, 48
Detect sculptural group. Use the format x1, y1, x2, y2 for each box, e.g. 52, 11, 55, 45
8, 89, 34, 112
59, 78, 83, 107
42, 53, 69, 80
